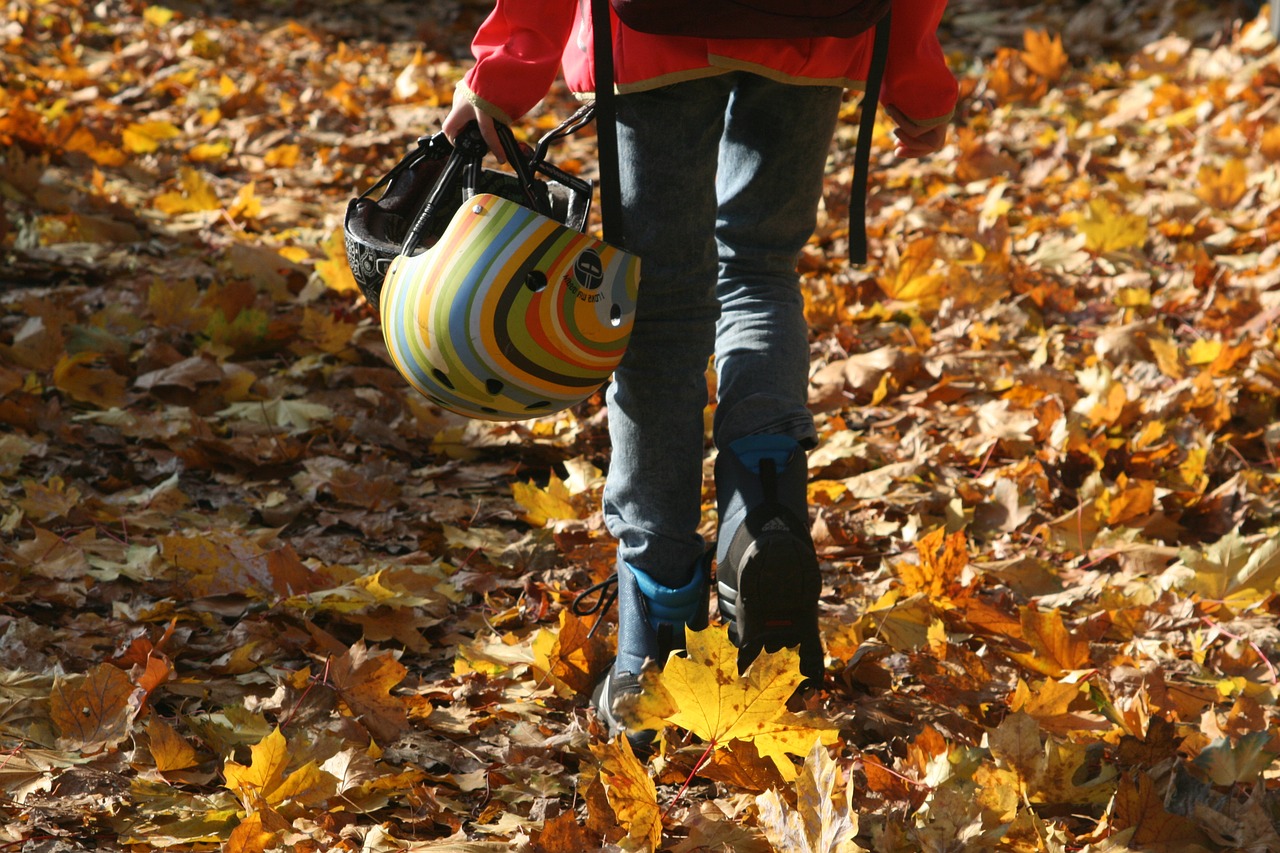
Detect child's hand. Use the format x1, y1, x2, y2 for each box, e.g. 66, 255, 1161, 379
442, 101, 507, 163
884, 104, 948, 158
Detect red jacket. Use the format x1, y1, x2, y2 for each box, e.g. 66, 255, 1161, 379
458, 0, 957, 129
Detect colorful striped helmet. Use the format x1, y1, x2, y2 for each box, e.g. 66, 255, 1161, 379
381, 191, 639, 421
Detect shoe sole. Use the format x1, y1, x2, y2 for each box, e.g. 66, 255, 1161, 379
718, 532, 823, 685
592, 667, 656, 752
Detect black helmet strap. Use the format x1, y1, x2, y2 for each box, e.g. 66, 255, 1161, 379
398, 120, 594, 257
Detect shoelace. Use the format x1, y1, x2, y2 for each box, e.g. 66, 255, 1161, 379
571, 573, 618, 639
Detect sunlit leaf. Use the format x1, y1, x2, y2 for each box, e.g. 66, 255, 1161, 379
1195, 159, 1248, 210
1078, 197, 1146, 254
1003, 606, 1092, 677
1020, 30, 1069, 82
591, 736, 662, 851
122, 120, 181, 154
756, 738, 865, 853
512, 475, 579, 526
878, 237, 946, 305
621, 624, 836, 778
316, 226, 361, 294
154, 167, 221, 214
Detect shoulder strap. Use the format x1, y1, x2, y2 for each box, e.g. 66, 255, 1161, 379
849, 9, 891, 265
590, 0, 625, 247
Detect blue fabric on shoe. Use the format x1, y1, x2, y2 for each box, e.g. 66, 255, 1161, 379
727, 434, 799, 475
629, 561, 709, 626
613, 557, 710, 678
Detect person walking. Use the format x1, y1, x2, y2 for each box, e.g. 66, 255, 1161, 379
441, 0, 958, 745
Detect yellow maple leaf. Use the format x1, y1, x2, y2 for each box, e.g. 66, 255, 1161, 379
1186, 338, 1223, 366
143, 6, 176, 26
224, 812, 278, 853
223, 728, 338, 814
188, 140, 232, 163
122, 119, 181, 154
878, 237, 945, 305
316, 226, 360, 295
531, 608, 613, 697
591, 736, 663, 851
298, 306, 355, 355
853, 588, 934, 651
154, 167, 220, 214
227, 182, 261, 220
224, 728, 290, 808
1195, 159, 1248, 210
1077, 197, 1146, 254
265, 144, 301, 168
620, 624, 837, 778
511, 475, 579, 526
1003, 606, 1092, 678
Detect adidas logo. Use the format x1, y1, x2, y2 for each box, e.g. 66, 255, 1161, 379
762, 517, 789, 533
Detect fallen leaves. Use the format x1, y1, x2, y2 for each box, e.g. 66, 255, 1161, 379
3, 0, 1280, 851
756, 739, 865, 853
49, 664, 139, 753
591, 737, 663, 851
622, 625, 838, 778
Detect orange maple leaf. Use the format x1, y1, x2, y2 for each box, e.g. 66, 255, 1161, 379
894, 527, 969, 602
1021, 30, 1069, 83
590, 736, 663, 851
328, 640, 410, 745
1004, 605, 1092, 677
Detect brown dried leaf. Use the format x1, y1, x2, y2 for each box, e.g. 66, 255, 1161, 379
50, 663, 139, 753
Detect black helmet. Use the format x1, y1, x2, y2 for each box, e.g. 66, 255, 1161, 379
343, 112, 594, 310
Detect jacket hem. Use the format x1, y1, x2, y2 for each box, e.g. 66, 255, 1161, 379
456, 81, 515, 126
707, 55, 865, 90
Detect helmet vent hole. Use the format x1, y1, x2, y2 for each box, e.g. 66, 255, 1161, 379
486, 379, 504, 396
525, 270, 548, 292
481, 407, 498, 414
609, 304, 623, 327
526, 401, 551, 411
432, 369, 455, 390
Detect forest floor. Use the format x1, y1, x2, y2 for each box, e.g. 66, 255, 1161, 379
2, 1, 1280, 851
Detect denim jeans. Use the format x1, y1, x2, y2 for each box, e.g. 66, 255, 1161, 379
601, 72, 843, 587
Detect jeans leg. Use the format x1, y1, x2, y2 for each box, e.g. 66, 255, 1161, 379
712, 77, 844, 450
602, 77, 732, 586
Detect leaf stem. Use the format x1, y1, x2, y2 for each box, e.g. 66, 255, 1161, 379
1200, 615, 1278, 684
664, 738, 717, 819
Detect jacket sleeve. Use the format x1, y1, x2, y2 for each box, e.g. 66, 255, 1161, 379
455, 0, 578, 125
879, 0, 957, 126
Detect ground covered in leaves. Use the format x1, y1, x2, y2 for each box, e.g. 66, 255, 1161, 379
3, 0, 1280, 850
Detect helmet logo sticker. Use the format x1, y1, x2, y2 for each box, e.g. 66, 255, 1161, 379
564, 249, 607, 304
572, 250, 604, 290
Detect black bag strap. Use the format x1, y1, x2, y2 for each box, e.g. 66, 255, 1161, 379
589, 1, 891, 263
591, 0, 624, 247
850, 9, 891, 265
